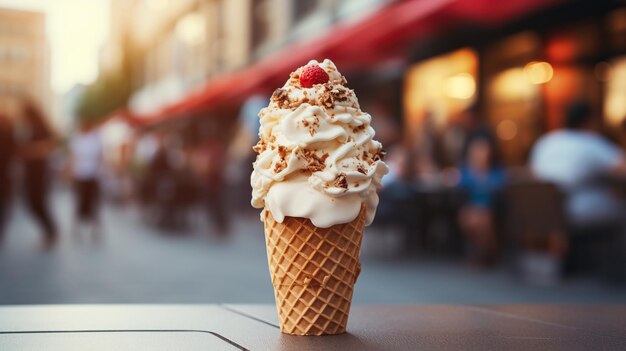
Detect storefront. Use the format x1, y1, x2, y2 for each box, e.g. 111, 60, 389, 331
404, 1, 626, 167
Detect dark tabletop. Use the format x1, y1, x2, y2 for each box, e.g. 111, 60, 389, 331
0, 304, 624, 350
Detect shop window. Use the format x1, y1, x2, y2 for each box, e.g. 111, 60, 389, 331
404, 48, 477, 166
603, 56, 626, 148
483, 32, 546, 165
486, 66, 542, 165
604, 56, 626, 127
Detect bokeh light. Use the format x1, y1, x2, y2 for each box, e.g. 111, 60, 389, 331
524, 61, 553, 84
445, 73, 476, 99
496, 119, 518, 141
176, 12, 206, 46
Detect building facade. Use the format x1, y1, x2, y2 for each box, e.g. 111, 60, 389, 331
0, 7, 49, 113
115, 0, 389, 116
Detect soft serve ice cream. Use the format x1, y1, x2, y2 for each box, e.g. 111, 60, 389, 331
251, 59, 388, 228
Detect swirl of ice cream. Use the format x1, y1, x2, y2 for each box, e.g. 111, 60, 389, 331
251, 59, 388, 228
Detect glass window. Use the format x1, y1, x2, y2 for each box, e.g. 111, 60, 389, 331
404, 48, 478, 166
404, 48, 478, 141
483, 32, 544, 165
604, 56, 626, 127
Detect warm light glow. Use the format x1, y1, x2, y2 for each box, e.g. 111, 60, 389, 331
176, 12, 206, 46
604, 57, 626, 126
491, 68, 536, 100
445, 73, 475, 99
524, 61, 553, 84
145, 0, 170, 12
605, 95, 626, 125
496, 119, 518, 141
404, 48, 477, 137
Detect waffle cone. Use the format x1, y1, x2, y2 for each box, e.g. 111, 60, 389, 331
263, 206, 366, 335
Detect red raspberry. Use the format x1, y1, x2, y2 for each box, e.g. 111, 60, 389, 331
299, 64, 329, 88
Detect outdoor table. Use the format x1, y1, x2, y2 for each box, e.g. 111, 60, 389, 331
414, 185, 466, 255
1, 304, 625, 350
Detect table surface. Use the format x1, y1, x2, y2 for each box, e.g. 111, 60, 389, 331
0, 304, 625, 350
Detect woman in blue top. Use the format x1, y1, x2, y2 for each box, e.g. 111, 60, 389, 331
458, 131, 506, 266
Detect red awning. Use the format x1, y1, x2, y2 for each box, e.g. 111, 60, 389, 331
132, 0, 564, 126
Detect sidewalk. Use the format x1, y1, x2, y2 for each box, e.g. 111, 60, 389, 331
0, 188, 625, 305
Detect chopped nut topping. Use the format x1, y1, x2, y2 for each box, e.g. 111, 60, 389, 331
289, 72, 301, 87
357, 165, 367, 174
252, 139, 266, 153
273, 159, 287, 173
319, 84, 351, 109
280, 70, 352, 110
299, 149, 327, 173
373, 148, 386, 162
307, 163, 324, 173
271, 88, 290, 108
277, 145, 288, 159
320, 91, 334, 108
352, 125, 365, 133
308, 116, 320, 136
270, 145, 291, 173
334, 173, 348, 189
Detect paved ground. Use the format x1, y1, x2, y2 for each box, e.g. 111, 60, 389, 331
1, 187, 625, 305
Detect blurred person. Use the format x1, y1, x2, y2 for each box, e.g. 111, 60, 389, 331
70, 119, 103, 238
17, 99, 58, 248
379, 145, 413, 200
148, 134, 183, 228
143, 134, 198, 230
413, 111, 441, 188
376, 145, 420, 253
0, 112, 16, 240
381, 145, 407, 187
203, 140, 229, 236
442, 105, 482, 167
457, 131, 506, 266
531, 101, 626, 226
368, 102, 400, 147
227, 95, 266, 209
531, 101, 626, 279
133, 132, 159, 208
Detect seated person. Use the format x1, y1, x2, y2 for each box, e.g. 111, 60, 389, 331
531, 101, 626, 227
531, 101, 626, 278
376, 145, 414, 224
457, 131, 506, 266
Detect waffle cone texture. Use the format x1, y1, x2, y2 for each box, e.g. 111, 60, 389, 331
263, 206, 366, 336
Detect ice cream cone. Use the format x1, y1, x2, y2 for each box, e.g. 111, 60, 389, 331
263, 205, 366, 335
252, 60, 388, 335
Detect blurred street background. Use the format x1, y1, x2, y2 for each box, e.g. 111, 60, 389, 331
1, 0, 626, 305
